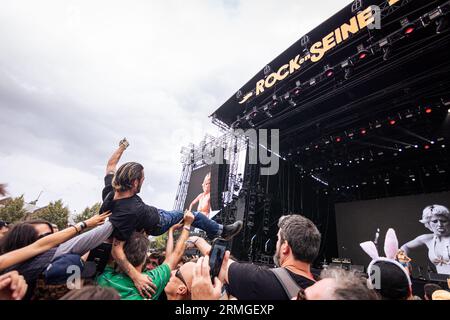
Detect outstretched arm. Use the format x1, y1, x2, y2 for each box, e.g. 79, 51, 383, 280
106, 138, 129, 175
165, 223, 183, 257
164, 210, 195, 270
189, 194, 202, 212
187, 236, 234, 285
400, 234, 430, 256
0, 211, 111, 272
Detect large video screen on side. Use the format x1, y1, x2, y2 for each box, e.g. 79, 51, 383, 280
183, 163, 228, 219
335, 191, 450, 276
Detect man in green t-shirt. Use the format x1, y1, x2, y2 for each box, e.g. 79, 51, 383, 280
97, 210, 194, 300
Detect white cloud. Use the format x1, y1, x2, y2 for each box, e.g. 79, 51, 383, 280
0, 0, 351, 213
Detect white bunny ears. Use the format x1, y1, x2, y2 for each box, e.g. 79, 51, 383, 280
360, 228, 399, 260
360, 228, 411, 286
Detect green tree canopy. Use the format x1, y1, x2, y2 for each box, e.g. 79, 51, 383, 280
74, 202, 101, 223
0, 195, 27, 223
33, 199, 70, 230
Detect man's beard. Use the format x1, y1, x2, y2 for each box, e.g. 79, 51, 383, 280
273, 250, 280, 267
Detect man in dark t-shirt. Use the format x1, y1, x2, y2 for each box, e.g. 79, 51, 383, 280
102, 139, 243, 298
188, 214, 322, 300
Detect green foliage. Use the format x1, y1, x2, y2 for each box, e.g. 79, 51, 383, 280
74, 202, 101, 223
0, 195, 27, 223
33, 199, 70, 230
150, 233, 168, 250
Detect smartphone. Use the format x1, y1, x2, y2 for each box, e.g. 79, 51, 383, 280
209, 238, 228, 280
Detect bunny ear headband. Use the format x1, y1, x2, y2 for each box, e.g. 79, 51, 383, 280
360, 228, 412, 286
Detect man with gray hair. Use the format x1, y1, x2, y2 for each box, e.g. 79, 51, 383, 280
189, 214, 322, 300
299, 268, 379, 300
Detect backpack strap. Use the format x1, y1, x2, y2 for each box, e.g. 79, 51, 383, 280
270, 267, 301, 299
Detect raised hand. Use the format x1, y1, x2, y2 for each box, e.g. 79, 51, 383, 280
85, 210, 112, 228
183, 210, 195, 226
191, 255, 222, 300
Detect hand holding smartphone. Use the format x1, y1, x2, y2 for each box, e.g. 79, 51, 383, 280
209, 238, 228, 280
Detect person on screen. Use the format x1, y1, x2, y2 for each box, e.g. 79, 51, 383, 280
188, 172, 211, 217
401, 205, 450, 275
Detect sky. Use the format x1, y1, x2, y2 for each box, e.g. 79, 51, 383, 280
0, 0, 351, 216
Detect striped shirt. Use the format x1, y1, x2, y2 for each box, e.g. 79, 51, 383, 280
97, 263, 171, 300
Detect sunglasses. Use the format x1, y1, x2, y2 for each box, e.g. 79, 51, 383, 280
175, 268, 187, 287
37, 232, 53, 239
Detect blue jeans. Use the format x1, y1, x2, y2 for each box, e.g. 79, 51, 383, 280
155, 209, 222, 237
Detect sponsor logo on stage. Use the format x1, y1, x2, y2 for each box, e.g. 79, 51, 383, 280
238, 4, 386, 105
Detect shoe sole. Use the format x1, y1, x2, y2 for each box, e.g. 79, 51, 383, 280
223, 221, 243, 240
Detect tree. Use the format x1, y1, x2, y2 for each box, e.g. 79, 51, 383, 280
74, 202, 101, 223
0, 195, 27, 223
33, 199, 70, 230
150, 233, 168, 251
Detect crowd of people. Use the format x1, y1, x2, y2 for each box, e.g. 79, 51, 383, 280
1, 140, 449, 301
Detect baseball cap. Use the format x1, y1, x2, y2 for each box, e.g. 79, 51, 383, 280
44, 254, 97, 285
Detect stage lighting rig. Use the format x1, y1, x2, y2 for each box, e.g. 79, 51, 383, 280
324, 65, 334, 78
263, 65, 272, 77
400, 17, 416, 35
341, 60, 353, 80
356, 44, 371, 60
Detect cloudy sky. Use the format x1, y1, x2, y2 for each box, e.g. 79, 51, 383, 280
0, 0, 350, 216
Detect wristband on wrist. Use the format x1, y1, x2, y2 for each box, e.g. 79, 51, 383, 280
71, 225, 80, 234
80, 221, 87, 230
183, 225, 191, 232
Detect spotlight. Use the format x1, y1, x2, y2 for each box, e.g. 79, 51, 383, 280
360, 128, 367, 135
448, 108, 450, 113
309, 78, 316, 86
424, 144, 430, 150
425, 107, 432, 114
400, 18, 416, 35
293, 81, 301, 96
324, 65, 334, 78
335, 137, 342, 143
357, 44, 370, 60
389, 119, 396, 126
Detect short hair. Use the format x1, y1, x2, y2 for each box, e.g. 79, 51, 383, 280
320, 268, 379, 300
59, 286, 120, 300
124, 232, 150, 267
420, 205, 450, 231
277, 214, 321, 263
112, 162, 144, 192
424, 283, 442, 299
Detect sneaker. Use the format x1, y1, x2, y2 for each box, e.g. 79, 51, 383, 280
221, 221, 243, 240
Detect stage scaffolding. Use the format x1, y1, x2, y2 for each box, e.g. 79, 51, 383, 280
173, 118, 248, 218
